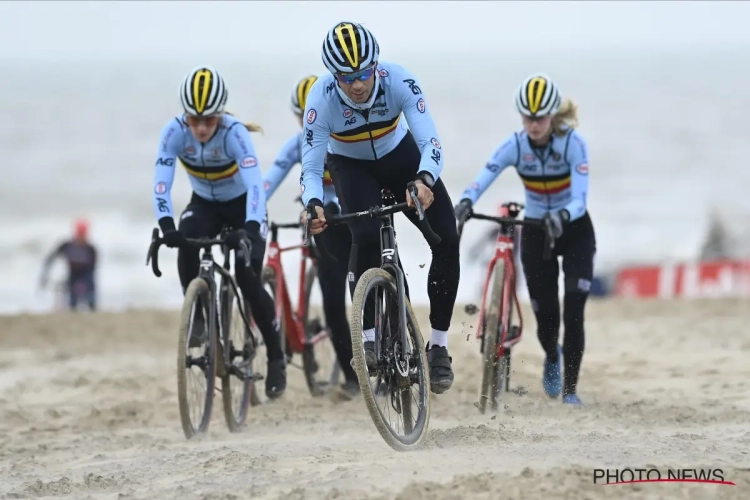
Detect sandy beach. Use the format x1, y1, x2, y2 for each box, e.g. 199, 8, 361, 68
1, 299, 749, 499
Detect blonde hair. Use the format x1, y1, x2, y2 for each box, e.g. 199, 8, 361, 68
552, 98, 579, 136
243, 122, 264, 134
224, 111, 264, 134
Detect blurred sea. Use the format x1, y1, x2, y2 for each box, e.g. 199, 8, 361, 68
2, 48, 749, 314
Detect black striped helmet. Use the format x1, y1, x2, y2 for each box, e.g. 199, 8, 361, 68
515, 73, 561, 117
321, 22, 379, 74
180, 66, 228, 116
291, 75, 318, 115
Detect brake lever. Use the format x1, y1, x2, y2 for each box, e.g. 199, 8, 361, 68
239, 238, 252, 268
146, 228, 164, 277
407, 182, 426, 221
303, 205, 316, 247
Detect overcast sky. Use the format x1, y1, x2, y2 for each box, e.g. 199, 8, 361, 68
1, 1, 749, 61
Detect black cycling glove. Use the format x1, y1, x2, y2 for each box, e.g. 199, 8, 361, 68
454, 199, 473, 223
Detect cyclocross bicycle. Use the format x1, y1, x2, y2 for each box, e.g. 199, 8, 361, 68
146, 226, 262, 439
306, 182, 439, 451
457, 202, 551, 413
261, 213, 340, 397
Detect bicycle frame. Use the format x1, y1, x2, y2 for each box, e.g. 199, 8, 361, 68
264, 223, 327, 353
476, 219, 524, 357
306, 183, 439, 379
376, 193, 412, 377
146, 227, 253, 349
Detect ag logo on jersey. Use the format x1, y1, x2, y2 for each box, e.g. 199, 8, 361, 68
417, 98, 426, 113
431, 138, 441, 149
343, 109, 353, 118
241, 156, 258, 168
307, 109, 317, 124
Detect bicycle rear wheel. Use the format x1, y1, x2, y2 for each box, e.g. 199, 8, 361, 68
220, 279, 253, 432
301, 263, 340, 397
350, 268, 430, 451
176, 278, 217, 439
478, 260, 508, 414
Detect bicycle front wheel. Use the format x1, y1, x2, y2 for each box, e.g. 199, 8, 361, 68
478, 260, 508, 414
220, 279, 252, 432
176, 277, 217, 439
350, 268, 430, 452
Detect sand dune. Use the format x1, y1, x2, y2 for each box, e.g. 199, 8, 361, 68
1, 299, 749, 499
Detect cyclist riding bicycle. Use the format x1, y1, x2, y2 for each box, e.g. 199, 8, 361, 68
454, 73, 596, 406
152, 65, 287, 400
299, 21, 458, 394
263, 74, 360, 400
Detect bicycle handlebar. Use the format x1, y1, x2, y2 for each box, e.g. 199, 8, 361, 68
459, 210, 555, 261
302, 182, 441, 261
145, 227, 252, 278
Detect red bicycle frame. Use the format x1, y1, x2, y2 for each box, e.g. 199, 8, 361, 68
264, 224, 328, 352
475, 208, 525, 358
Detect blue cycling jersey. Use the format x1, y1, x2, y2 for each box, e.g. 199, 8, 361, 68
299, 61, 444, 206
152, 114, 267, 225
264, 132, 339, 206
460, 128, 590, 221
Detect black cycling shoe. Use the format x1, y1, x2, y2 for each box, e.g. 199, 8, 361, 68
265, 358, 287, 399
188, 314, 206, 349
337, 378, 361, 401
363, 341, 377, 372
426, 343, 454, 394
351, 341, 378, 374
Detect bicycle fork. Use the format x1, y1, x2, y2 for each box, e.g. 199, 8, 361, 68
380, 217, 412, 378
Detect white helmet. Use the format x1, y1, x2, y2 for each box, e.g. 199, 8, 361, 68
321, 22, 379, 74
180, 66, 228, 116
290, 75, 318, 116
515, 73, 561, 117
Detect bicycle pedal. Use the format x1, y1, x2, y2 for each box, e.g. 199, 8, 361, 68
227, 365, 254, 381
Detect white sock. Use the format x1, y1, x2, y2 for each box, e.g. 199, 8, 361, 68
362, 328, 376, 343
430, 329, 448, 348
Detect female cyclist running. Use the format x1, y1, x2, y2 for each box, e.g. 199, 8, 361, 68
262, 75, 360, 400
152, 66, 287, 400
455, 73, 596, 406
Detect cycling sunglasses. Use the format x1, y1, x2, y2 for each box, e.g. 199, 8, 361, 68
336, 66, 376, 84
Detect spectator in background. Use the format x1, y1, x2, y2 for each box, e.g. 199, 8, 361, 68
699, 210, 731, 261
39, 218, 98, 311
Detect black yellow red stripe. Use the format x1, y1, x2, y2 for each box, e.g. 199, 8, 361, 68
180, 159, 238, 181
323, 169, 333, 185
518, 172, 570, 195
331, 116, 400, 143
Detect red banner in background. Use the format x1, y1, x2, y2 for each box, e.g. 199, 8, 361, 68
614, 260, 750, 299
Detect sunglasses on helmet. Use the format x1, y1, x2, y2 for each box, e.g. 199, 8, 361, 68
336, 66, 376, 85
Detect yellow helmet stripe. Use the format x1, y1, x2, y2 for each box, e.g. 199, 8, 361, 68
334, 23, 359, 69
193, 69, 212, 114
527, 77, 546, 114
297, 76, 317, 110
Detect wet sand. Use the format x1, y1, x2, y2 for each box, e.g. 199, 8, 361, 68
1, 299, 749, 499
